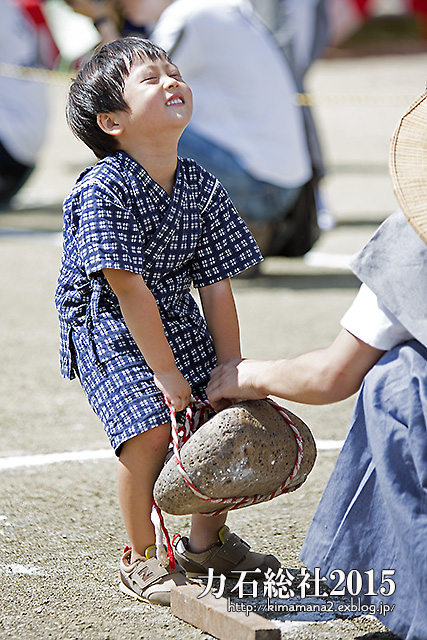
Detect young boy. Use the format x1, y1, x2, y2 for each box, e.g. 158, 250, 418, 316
55, 37, 280, 605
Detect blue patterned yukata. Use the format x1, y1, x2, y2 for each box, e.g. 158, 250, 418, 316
55, 151, 262, 453
301, 211, 427, 640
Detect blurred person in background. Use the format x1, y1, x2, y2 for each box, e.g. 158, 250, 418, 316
0, 0, 57, 207
65, 0, 318, 260
63, 0, 148, 44
250, 0, 334, 231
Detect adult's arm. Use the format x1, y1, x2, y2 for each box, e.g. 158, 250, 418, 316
207, 328, 385, 411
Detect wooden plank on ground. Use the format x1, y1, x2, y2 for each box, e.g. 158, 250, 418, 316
171, 584, 281, 640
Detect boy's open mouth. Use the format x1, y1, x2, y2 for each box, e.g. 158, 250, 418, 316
166, 96, 184, 106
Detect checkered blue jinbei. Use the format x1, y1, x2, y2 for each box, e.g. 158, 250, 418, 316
55, 152, 262, 453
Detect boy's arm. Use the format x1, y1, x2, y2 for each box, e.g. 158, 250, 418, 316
207, 328, 385, 410
199, 279, 241, 366
103, 268, 191, 411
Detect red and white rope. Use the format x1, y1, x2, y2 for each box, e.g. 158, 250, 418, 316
165, 397, 305, 517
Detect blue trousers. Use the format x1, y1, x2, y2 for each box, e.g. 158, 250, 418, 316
301, 340, 427, 640
178, 127, 302, 223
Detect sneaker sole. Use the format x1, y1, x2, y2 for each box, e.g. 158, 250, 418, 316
119, 580, 172, 606
120, 581, 148, 602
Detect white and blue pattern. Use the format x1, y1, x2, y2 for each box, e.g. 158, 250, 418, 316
55, 152, 262, 452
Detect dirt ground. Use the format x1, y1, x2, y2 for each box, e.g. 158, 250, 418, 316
1, 48, 426, 639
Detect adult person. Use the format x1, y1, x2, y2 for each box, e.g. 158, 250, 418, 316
207, 92, 427, 640
249, 0, 329, 184
107, 0, 314, 257
0, 0, 51, 206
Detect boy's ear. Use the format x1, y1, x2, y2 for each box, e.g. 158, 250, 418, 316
97, 112, 124, 137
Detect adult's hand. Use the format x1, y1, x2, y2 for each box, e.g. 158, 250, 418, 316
207, 358, 266, 411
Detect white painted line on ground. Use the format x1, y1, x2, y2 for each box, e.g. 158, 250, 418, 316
0, 563, 45, 576
316, 439, 344, 450
0, 448, 114, 470
0, 440, 342, 471
304, 250, 353, 270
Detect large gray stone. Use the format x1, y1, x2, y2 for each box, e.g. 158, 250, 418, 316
154, 399, 317, 515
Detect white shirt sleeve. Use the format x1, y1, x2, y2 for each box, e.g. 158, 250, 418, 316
341, 283, 413, 351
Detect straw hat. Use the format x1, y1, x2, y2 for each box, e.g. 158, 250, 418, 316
389, 91, 427, 245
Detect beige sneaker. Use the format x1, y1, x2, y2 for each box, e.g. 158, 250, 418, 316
174, 526, 280, 578
120, 546, 189, 606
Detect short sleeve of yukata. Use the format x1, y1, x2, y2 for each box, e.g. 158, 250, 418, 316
190, 177, 263, 287
75, 170, 144, 279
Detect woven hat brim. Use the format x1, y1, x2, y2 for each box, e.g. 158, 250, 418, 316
390, 91, 427, 245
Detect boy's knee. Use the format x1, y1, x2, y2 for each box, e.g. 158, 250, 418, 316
145, 423, 171, 452
119, 423, 170, 459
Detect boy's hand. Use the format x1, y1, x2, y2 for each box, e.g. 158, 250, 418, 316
154, 368, 192, 412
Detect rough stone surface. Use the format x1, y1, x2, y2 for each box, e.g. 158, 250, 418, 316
154, 400, 317, 515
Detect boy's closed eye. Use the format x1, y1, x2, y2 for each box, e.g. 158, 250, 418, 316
140, 72, 182, 83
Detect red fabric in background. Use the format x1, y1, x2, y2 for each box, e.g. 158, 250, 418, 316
13, 0, 60, 68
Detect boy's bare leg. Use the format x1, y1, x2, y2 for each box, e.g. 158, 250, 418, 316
188, 512, 227, 552
117, 424, 171, 562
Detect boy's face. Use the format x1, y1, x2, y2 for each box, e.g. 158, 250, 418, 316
116, 56, 193, 146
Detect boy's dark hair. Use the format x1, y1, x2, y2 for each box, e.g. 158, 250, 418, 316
66, 37, 173, 159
